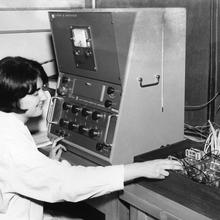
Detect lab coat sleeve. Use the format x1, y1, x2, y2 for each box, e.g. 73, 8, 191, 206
5, 140, 124, 203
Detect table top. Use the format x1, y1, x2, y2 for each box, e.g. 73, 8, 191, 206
128, 139, 220, 220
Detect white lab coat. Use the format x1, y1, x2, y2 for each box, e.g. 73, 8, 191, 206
0, 111, 124, 220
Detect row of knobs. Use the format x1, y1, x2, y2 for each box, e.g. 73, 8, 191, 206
61, 76, 116, 96
63, 103, 105, 120
59, 119, 101, 138
59, 76, 116, 103
55, 127, 107, 152
74, 49, 92, 57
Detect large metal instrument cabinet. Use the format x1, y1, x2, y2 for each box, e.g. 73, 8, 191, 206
48, 8, 186, 165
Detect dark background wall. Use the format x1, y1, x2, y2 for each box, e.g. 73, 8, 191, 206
91, 0, 218, 127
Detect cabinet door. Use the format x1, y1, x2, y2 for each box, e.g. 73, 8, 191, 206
130, 206, 154, 220
130, 207, 183, 220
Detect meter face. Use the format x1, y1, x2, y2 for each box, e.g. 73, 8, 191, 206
72, 28, 90, 48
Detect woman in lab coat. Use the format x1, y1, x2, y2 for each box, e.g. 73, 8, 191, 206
0, 56, 182, 220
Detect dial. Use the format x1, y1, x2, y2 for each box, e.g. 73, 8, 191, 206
63, 102, 71, 111
81, 108, 92, 117
78, 125, 88, 134
104, 100, 112, 108
89, 129, 101, 138
68, 122, 78, 130
107, 86, 115, 95
92, 111, 103, 120
72, 105, 81, 114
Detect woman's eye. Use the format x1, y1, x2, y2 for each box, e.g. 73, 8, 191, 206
33, 91, 39, 96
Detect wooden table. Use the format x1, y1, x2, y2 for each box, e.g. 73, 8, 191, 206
119, 139, 220, 220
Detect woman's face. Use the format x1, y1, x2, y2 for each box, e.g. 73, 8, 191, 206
19, 77, 48, 118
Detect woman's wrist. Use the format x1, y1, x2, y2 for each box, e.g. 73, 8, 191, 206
124, 163, 141, 182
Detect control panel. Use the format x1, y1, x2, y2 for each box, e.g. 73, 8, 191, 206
48, 73, 121, 159
48, 9, 186, 165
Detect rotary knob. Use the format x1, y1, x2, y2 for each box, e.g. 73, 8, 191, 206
107, 86, 115, 95
57, 86, 68, 96
59, 119, 69, 127
71, 105, 81, 114
89, 129, 101, 138
85, 50, 92, 57
104, 100, 112, 108
61, 76, 70, 84
74, 49, 80, 56
81, 108, 92, 117
92, 111, 103, 120
57, 130, 68, 137
68, 122, 78, 130
96, 143, 104, 151
78, 125, 88, 134
63, 102, 72, 111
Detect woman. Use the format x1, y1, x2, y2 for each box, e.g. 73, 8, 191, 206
0, 56, 182, 220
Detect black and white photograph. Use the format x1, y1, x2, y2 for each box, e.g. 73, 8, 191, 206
0, 0, 218, 219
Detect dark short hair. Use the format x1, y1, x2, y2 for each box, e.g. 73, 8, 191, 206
0, 56, 48, 113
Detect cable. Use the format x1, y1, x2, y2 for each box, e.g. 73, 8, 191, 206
185, 91, 220, 111
181, 158, 210, 184
203, 120, 220, 154
177, 122, 220, 188
184, 122, 211, 141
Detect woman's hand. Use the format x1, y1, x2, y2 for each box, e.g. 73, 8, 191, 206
49, 137, 66, 161
124, 159, 183, 182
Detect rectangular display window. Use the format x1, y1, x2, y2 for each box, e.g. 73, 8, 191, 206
72, 28, 91, 48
